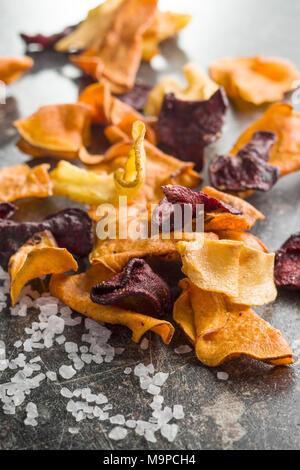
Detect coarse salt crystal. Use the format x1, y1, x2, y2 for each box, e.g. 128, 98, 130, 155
46, 371, 57, 381
160, 423, 178, 442
110, 414, 125, 425
173, 404, 184, 419
152, 372, 169, 387
140, 338, 149, 350
68, 427, 79, 434
124, 367, 132, 375
108, 426, 127, 441
217, 371, 229, 381
65, 342, 78, 354
147, 384, 160, 396
59, 365, 76, 380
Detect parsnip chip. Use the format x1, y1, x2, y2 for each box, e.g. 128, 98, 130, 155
142, 10, 191, 61
71, 0, 158, 93
51, 121, 146, 205
174, 280, 294, 367
144, 62, 219, 116
177, 237, 277, 306
0, 164, 52, 202
209, 55, 300, 105
201, 186, 264, 231
49, 263, 174, 344
14, 103, 91, 159
9, 230, 78, 307
216, 230, 268, 253
230, 103, 300, 176
0, 56, 33, 84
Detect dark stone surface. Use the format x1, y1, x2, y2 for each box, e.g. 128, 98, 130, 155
0, 0, 299, 450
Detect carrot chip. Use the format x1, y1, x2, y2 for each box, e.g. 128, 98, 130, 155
0, 56, 33, 84
9, 230, 78, 306
210, 55, 300, 105
0, 164, 52, 202
174, 279, 294, 367
50, 263, 174, 344
14, 103, 91, 160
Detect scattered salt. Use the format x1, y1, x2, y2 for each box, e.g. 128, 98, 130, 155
59, 365, 76, 380
108, 426, 128, 441
124, 367, 132, 375
217, 371, 229, 381
140, 338, 149, 350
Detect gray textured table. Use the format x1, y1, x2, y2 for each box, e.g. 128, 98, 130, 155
0, 0, 299, 451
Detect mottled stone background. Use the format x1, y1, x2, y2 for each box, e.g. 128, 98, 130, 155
0, 0, 299, 450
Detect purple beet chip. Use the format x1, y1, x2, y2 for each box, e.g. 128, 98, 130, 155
116, 82, 152, 111
275, 233, 300, 289
158, 88, 228, 171
152, 185, 241, 231
90, 258, 172, 317
0, 208, 94, 268
209, 131, 280, 192
20, 25, 78, 50
0, 202, 17, 220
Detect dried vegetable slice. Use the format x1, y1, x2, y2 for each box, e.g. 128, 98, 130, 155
0, 202, 18, 220
50, 263, 174, 344
275, 233, 300, 289
0, 56, 33, 84
0, 164, 52, 202
9, 230, 78, 306
20, 25, 77, 49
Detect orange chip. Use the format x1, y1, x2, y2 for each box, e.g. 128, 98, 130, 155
216, 230, 268, 253
14, 103, 91, 159
9, 230, 78, 306
174, 280, 295, 367
49, 263, 174, 344
230, 103, 300, 176
202, 186, 264, 231
72, 0, 158, 93
0, 164, 52, 202
209, 56, 300, 105
0, 56, 33, 84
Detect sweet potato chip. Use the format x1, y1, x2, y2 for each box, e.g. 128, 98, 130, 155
9, 230, 78, 307
49, 263, 174, 344
142, 10, 191, 61
14, 103, 91, 160
209, 55, 300, 105
275, 233, 300, 289
174, 279, 294, 366
157, 88, 228, 170
201, 186, 264, 231
177, 237, 277, 306
0, 164, 52, 202
51, 121, 146, 205
0, 203, 17, 220
230, 103, 300, 176
71, 0, 158, 93
144, 62, 219, 116
216, 230, 268, 253
0, 56, 33, 84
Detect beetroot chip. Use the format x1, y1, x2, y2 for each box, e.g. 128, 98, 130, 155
90, 258, 172, 317
152, 185, 241, 231
0, 208, 93, 267
117, 82, 151, 111
0, 202, 17, 220
275, 233, 300, 289
20, 25, 77, 50
209, 131, 280, 192
157, 88, 228, 170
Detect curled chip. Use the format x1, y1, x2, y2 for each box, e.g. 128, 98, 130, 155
152, 185, 241, 232
49, 263, 174, 344
230, 103, 300, 177
209, 55, 300, 105
173, 279, 294, 367
88, 140, 200, 208
275, 233, 300, 289
0, 164, 52, 202
177, 237, 277, 306
90, 258, 171, 316
201, 186, 264, 231
9, 230, 78, 306
14, 103, 91, 160
51, 120, 146, 205
20, 25, 77, 49
0, 202, 17, 219
210, 131, 280, 192
0, 208, 94, 267
0, 56, 33, 84
158, 89, 228, 170
144, 62, 219, 116
71, 0, 158, 93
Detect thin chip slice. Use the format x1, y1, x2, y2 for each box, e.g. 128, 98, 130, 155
174, 280, 294, 367
145, 62, 219, 116
0, 56, 33, 84
51, 120, 146, 205
49, 263, 174, 344
21, 25, 77, 49
209, 56, 300, 105
0, 164, 52, 202
230, 103, 300, 176
216, 230, 268, 253
172, 278, 196, 344
275, 233, 300, 289
201, 186, 264, 231
14, 103, 91, 159
177, 237, 277, 306
0, 202, 17, 219
9, 230, 78, 306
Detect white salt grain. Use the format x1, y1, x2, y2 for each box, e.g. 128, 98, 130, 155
161, 423, 178, 442
46, 371, 57, 382
65, 342, 78, 354
217, 371, 229, 381
147, 384, 160, 396
110, 414, 125, 425
140, 338, 149, 350
152, 372, 169, 387
108, 426, 127, 441
68, 427, 79, 435
173, 404, 184, 419
59, 365, 76, 379
124, 367, 132, 375
55, 335, 66, 345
